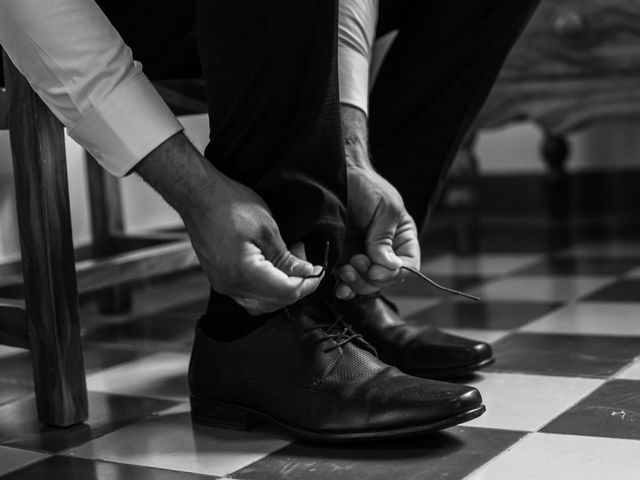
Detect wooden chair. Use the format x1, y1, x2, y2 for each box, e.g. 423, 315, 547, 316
0, 51, 205, 427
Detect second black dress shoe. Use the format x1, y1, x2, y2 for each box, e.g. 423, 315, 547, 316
337, 295, 494, 379
189, 301, 484, 442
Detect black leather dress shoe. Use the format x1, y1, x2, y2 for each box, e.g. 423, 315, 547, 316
337, 295, 494, 379
189, 301, 484, 442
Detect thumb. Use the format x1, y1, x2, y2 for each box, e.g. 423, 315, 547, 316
261, 231, 315, 277
365, 203, 403, 272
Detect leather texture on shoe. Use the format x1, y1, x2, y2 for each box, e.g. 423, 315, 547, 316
189, 301, 483, 440
337, 294, 494, 378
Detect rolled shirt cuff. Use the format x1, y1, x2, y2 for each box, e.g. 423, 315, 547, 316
338, 45, 370, 116
69, 71, 184, 177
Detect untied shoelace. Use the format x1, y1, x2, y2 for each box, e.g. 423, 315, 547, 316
291, 241, 480, 352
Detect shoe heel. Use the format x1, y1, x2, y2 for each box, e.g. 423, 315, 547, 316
190, 395, 263, 431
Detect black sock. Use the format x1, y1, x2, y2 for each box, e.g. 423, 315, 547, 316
200, 289, 275, 341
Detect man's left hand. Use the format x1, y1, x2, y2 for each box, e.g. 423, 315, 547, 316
336, 105, 420, 300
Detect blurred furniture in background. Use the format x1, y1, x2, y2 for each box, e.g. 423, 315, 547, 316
0, 51, 202, 427
443, 0, 640, 251
467, 0, 640, 177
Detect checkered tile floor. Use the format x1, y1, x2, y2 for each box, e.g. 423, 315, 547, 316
1, 235, 640, 479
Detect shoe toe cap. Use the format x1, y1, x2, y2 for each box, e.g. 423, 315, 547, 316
456, 385, 483, 412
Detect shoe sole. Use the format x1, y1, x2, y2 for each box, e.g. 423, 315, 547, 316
190, 394, 486, 443
405, 357, 495, 380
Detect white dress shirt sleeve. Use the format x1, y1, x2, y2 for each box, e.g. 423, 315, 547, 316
0, 0, 183, 177
338, 0, 378, 116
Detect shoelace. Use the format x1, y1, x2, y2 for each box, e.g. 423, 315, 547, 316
302, 306, 363, 353
299, 241, 480, 302
400, 266, 480, 301
292, 241, 479, 353
284, 299, 363, 353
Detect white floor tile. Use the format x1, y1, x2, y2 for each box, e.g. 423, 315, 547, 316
0, 446, 47, 476
441, 328, 509, 344
384, 296, 441, 317
615, 360, 640, 380
86, 352, 190, 401
522, 302, 640, 336
67, 403, 290, 477
421, 254, 541, 277
463, 372, 602, 432
469, 276, 614, 302
467, 433, 640, 480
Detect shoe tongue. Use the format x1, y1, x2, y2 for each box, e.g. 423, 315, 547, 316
291, 299, 337, 325
289, 299, 379, 357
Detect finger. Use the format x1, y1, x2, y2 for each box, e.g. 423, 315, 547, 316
365, 203, 403, 272
393, 217, 421, 271
335, 282, 355, 300
349, 254, 396, 289
261, 230, 316, 277
240, 243, 321, 303
254, 260, 323, 302
350, 254, 371, 277
367, 263, 402, 283
291, 273, 324, 303
337, 264, 379, 295
290, 241, 308, 261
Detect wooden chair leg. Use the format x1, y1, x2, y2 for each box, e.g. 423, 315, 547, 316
4, 53, 88, 427
85, 153, 132, 313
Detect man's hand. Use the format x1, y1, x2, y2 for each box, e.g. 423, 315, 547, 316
135, 133, 324, 314
336, 105, 420, 299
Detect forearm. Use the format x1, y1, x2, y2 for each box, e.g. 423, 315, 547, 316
133, 132, 220, 221
341, 104, 373, 169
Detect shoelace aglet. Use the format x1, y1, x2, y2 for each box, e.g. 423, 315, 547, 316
300, 241, 330, 279
401, 266, 480, 302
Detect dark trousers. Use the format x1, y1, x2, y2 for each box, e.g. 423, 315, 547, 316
104, 0, 539, 321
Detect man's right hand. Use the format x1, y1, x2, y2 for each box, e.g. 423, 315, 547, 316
135, 133, 324, 315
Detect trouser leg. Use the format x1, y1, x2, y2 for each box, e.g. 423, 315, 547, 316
370, 0, 541, 229
196, 0, 347, 330
96, 0, 201, 80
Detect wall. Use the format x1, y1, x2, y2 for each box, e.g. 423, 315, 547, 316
477, 122, 640, 175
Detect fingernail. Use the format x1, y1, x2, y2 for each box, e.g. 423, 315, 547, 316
369, 270, 386, 281
292, 262, 312, 275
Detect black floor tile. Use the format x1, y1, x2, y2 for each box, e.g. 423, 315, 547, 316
487, 333, 640, 378
541, 380, 640, 440
0, 347, 151, 385
0, 456, 217, 480
231, 427, 524, 480
513, 256, 640, 276
0, 392, 176, 453
407, 301, 561, 330
384, 275, 483, 298
582, 280, 640, 302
